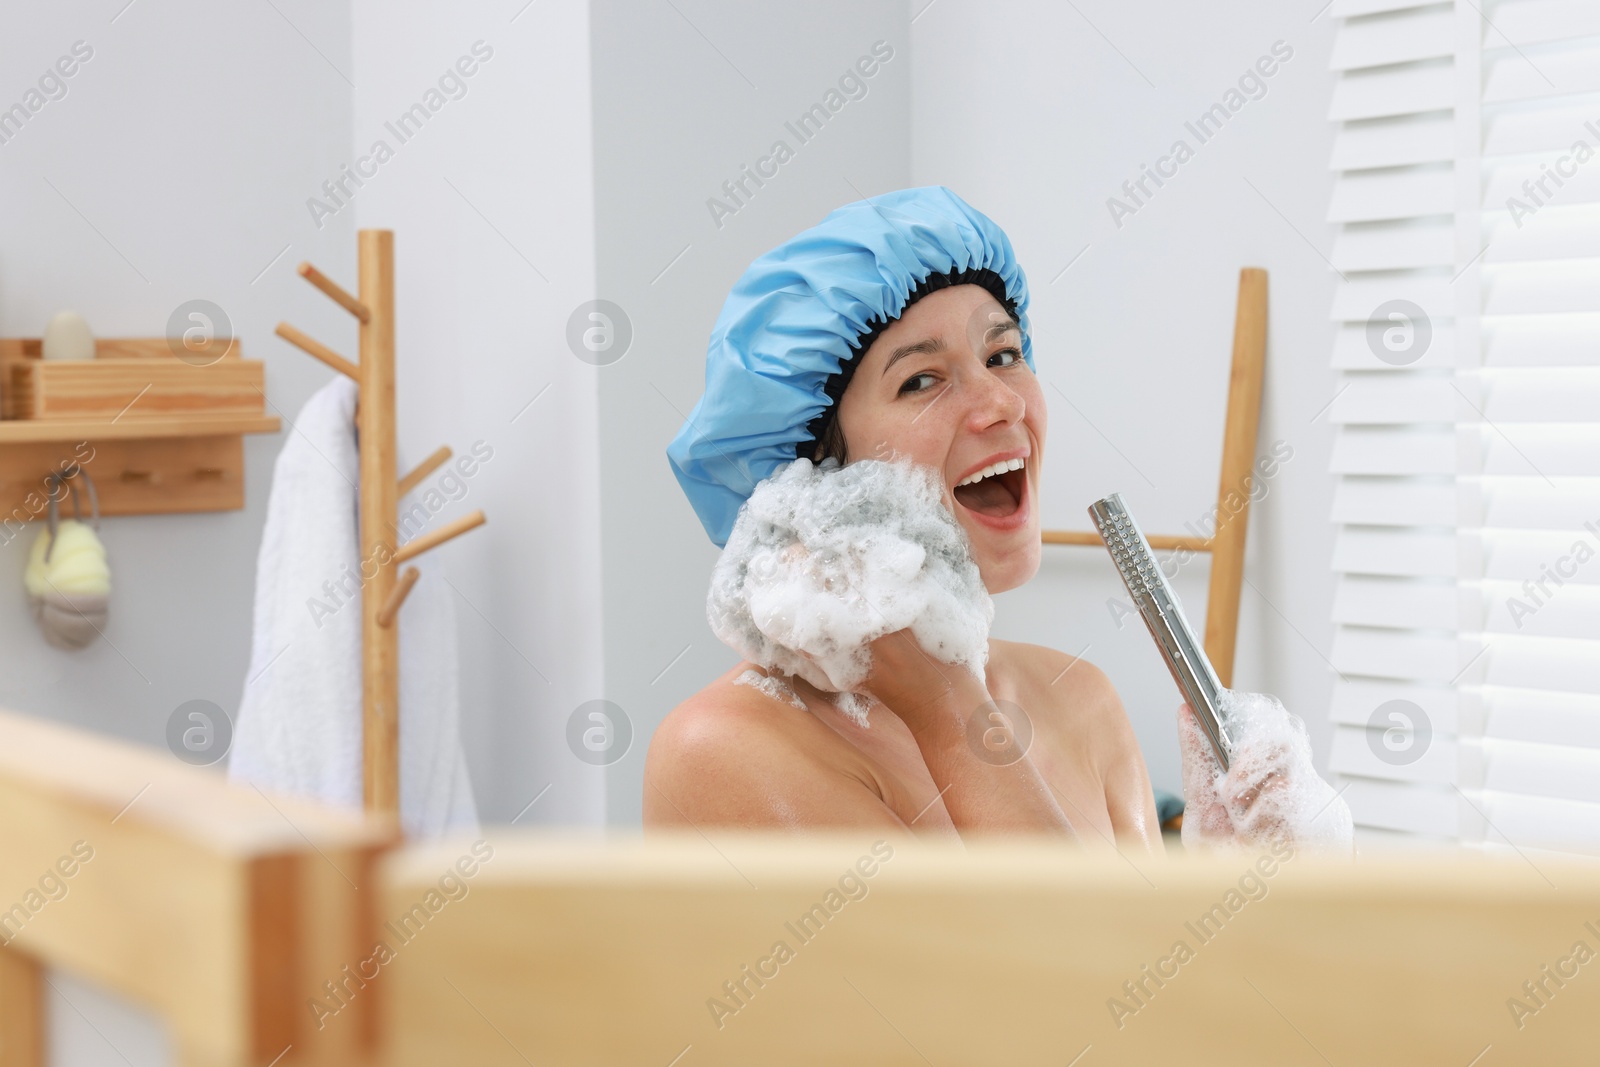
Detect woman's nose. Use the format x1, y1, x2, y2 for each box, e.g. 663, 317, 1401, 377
962, 367, 1026, 431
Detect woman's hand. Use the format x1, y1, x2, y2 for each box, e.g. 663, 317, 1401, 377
710, 456, 993, 698
853, 627, 1077, 838
859, 627, 976, 732
1176, 697, 1353, 854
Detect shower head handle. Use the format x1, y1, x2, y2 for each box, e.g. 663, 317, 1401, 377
1088, 492, 1231, 772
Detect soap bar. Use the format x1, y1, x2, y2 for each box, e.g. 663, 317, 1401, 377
42, 311, 95, 360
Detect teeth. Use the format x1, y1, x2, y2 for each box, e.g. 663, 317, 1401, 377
956, 456, 1026, 488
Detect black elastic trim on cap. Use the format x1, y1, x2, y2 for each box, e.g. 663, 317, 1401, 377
802, 266, 1019, 451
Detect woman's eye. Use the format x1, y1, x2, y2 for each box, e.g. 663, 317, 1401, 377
899, 372, 938, 395
988, 347, 1022, 368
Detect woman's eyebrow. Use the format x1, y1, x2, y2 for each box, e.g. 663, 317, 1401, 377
983, 317, 1022, 341
881, 336, 944, 377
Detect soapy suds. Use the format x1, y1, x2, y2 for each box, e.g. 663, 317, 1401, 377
708, 456, 994, 728
733, 668, 808, 710
831, 690, 872, 725
1179, 689, 1353, 851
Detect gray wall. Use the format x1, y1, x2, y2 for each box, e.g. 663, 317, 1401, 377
1, 0, 1342, 826
349, 0, 605, 826
591, 0, 913, 822
0, 0, 606, 826
0, 1, 351, 770
7, 2, 607, 1060
2, 2, 355, 1061
593, 0, 1340, 819
1, 3, 1346, 1060
909, 1, 1341, 794
0, 0, 1345, 829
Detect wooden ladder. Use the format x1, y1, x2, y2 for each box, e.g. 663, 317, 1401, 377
1041, 267, 1268, 689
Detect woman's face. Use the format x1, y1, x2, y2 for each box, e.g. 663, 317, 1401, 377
830, 283, 1046, 593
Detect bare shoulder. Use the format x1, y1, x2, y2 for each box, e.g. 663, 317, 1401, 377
989, 639, 1139, 759
644, 670, 805, 812
989, 638, 1115, 709
643, 666, 897, 830
991, 639, 1159, 846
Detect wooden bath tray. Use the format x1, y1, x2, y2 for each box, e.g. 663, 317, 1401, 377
0, 338, 281, 522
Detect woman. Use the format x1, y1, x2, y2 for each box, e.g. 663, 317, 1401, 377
648, 187, 1340, 851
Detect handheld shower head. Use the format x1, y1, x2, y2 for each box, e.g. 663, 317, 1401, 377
1088, 492, 1232, 771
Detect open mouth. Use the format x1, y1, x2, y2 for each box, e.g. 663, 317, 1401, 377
952, 455, 1027, 523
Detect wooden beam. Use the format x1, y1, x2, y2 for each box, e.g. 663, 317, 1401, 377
0, 415, 279, 444
9, 357, 265, 421
1043, 529, 1212, 553
376, 567, 421, 628
393, 510, 486, 566
0, 948, 43, 1067
383, 832, 1600, 1067
297, 262, 372, 323
0, 435, 254, 520
275, 323, 359, 382
398, 447, 452, 499
358, 230, 400, 819
1204, 268, 1268, 688
0, 708, 392, 1067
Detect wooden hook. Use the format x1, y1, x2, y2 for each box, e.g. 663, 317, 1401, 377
275, 323, 359, 381
398, 446, 452, 499
1043, 530, 1212, 553
376, 567, 421, 628
393, 510, 486, 565
297, 262, 372, 322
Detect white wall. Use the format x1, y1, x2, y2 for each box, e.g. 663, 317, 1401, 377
2, 5, 1347, 1055
588, 0, 1341, 815
0, 0, 605, 830
909, 0, 1341, 791
0, 1, 1343, 826
590, 0, 913, 823
0, 0, 350, 766
349, 0, 605, 825
4, 2, 605, 1060
1, 2, 355, 1061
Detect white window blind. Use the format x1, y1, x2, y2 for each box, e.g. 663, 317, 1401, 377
1325, 0, 1600, 855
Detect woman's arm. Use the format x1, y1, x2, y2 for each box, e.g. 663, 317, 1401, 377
1019, 646, 1163, 855
863, 631, 1079, 838
1099, 693, 1164, 855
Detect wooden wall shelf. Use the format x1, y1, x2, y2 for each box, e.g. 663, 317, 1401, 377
0, 339, 281, 523
0, 414, 280, 444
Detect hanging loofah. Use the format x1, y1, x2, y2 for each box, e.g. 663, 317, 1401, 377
25, 471, 110, 650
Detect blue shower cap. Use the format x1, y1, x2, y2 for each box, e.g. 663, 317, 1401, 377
666, 185, 1034, 547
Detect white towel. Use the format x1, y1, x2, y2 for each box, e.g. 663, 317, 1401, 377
229, 376, 478, 837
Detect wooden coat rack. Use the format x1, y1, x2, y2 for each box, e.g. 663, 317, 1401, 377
275, 229, 486, 817
1041, 267, 1268, 689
